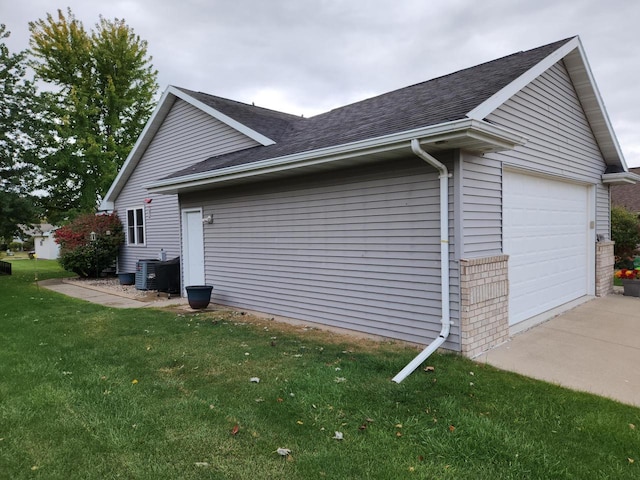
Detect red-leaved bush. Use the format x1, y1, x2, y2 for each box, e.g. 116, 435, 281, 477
55, 213, 124, 277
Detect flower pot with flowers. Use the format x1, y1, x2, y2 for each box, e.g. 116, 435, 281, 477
615, 269, 640, 297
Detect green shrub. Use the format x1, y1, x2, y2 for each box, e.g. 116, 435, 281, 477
55, 213, 124, 277
611, 205, 640, 268
8, 241, 22, 251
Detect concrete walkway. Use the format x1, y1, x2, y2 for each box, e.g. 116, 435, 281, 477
39, 278, 188, 309
480, 295, 640, 408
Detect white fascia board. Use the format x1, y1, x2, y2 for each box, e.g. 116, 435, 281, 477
171, 87, 276, 147
467, 37, 581, 120
563, 41, 628, 169
99, 87, 178, 209
468, 36, 627, 169
148, 119, 526, 194
99, 85, 277, 210
602, 172, 640, 185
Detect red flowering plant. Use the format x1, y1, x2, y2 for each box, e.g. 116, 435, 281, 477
614, 269, 640, 281
55, 213, 124, 277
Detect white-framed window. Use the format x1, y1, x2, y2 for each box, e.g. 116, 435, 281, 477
127, 207, 145, 245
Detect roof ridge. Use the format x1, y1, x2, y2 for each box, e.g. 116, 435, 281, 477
175, 87, 303, 121
312, 37, 576, 119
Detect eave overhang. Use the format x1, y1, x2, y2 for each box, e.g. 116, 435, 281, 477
148, 119, 526, 195
468, 36, 628, 171
602, 172, 640, 185
99, 86, 277, 211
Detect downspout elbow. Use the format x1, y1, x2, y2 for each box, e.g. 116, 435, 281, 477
410, 139, 448, 177
392, 139, 452, 384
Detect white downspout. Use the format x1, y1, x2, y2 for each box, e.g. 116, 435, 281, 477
392, 139, 451, 383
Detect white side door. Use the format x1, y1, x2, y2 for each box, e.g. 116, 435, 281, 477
181, 208, 205, 293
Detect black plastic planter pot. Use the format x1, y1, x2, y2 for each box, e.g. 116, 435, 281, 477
185, 285, 213, 309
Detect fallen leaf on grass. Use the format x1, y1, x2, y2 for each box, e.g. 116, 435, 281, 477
628, 458, 635, 464
423, 366, 435, 372
630, 424, 636, 430
231, 424, 239, 436
449, 425, 456, 432
359, 418, 373, 431
131, 379, 138, 384
296, 420, 304, 425
194, 462, 209, 467
335, 377, 347, 383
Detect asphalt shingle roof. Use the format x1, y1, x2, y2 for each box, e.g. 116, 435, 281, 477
166, 37, 573, 180
174, 88, 302, 142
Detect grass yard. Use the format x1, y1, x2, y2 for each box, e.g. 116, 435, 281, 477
1, 259, 639, 479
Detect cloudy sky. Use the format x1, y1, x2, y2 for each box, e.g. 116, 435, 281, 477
2, 0, 639, 166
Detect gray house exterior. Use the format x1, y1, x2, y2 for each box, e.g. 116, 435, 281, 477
101, 36, 636, 357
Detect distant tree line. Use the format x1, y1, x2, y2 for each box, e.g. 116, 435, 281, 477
1, 8, 158, 241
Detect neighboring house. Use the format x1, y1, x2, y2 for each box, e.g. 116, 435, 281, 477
20, 224, 60, 259
101, 36, 636, 358
611, 167, 640, 214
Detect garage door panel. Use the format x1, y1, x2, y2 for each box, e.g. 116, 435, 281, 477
504, 171, 589, 325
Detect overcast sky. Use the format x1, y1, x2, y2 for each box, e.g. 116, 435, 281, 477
2, 0, 639, 166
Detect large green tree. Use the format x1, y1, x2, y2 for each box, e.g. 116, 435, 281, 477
28, 8, 158, 222
0, 25, 40, 240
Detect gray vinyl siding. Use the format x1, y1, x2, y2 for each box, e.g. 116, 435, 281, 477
487, 60, 606, 181
181, 157, 460, 348
459, 156, 503, 257
596, 184, 610, 239
460, 60, 607, 257
114, 99, 259, 272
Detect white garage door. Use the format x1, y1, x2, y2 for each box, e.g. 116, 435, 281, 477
503, 171, 591, 325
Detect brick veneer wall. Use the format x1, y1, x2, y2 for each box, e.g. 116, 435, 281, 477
459, 255, 509, 358
595, 241, 615, 297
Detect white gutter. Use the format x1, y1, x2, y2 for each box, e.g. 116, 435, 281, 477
392, 139, 451, 383
601, 171, 640, 185
148, 119, 526, 194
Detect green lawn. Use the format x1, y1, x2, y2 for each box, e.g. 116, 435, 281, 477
1, 259, 639, 479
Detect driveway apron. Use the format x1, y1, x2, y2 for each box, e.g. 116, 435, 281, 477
480, 295, 640, 407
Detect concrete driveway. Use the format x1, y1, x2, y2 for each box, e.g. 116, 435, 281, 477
480, 295, 640, 408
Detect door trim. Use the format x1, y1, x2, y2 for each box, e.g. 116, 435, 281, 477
181, 207, 205, 296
